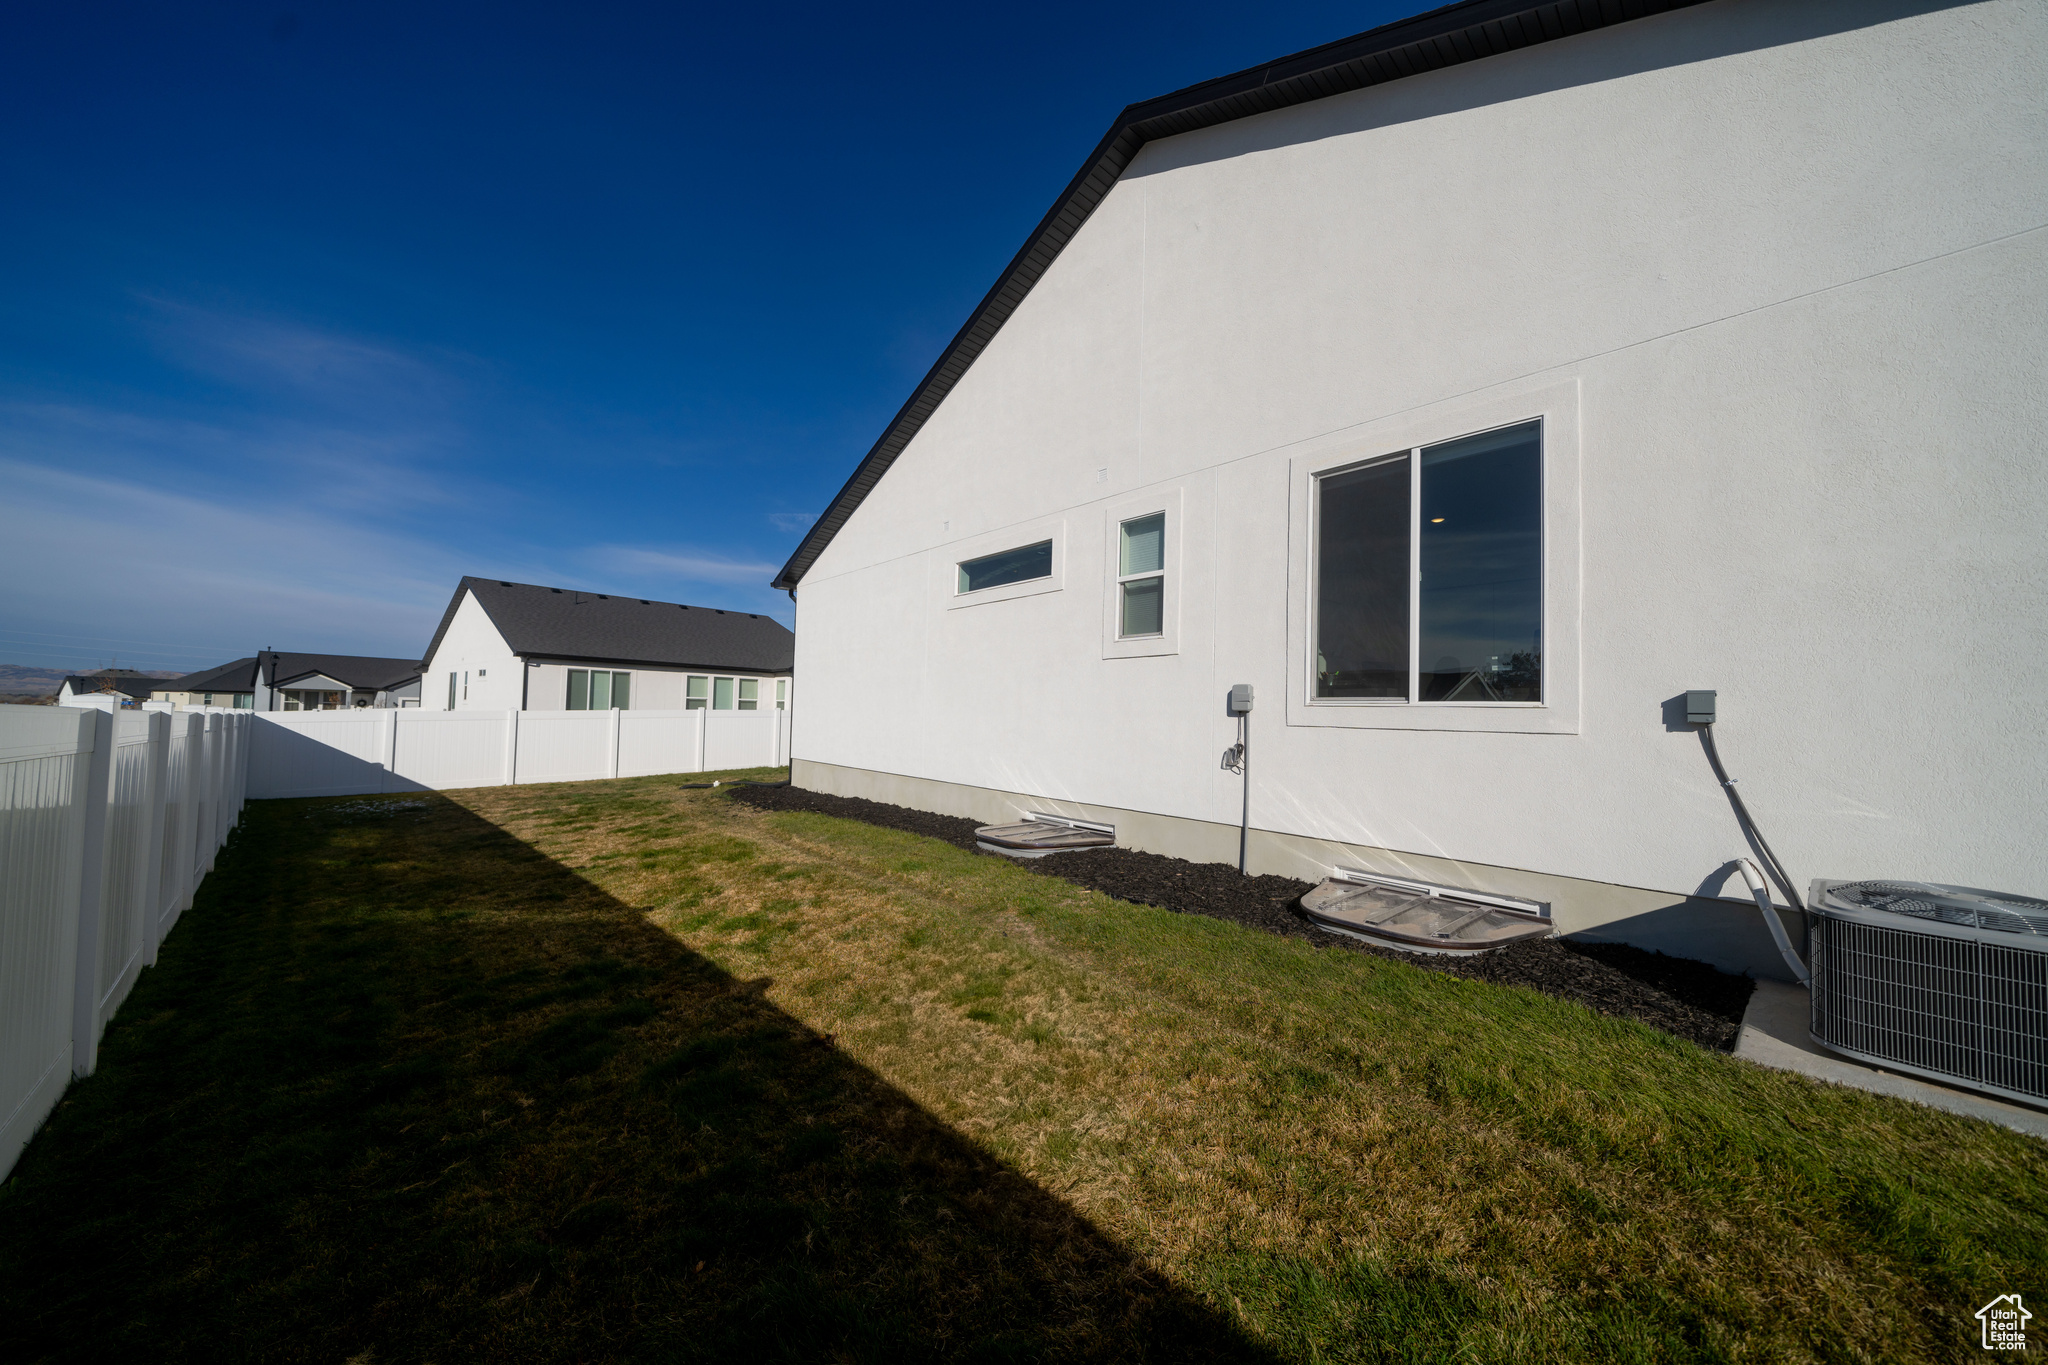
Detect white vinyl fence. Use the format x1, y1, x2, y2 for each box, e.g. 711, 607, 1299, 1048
2, 707, 249, 1179
247, 707, 789, 800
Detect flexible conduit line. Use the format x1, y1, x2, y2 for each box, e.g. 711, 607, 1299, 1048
1700, 724, 1811, 983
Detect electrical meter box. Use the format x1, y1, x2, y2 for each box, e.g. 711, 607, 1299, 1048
1228, 683, 1254, 715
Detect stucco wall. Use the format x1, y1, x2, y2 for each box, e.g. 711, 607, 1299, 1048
421, 591, 523, 710
791, 0, 2048, 934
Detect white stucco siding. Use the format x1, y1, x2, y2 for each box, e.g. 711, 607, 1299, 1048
793, 0, 2048, 906
422, 591, 523, 710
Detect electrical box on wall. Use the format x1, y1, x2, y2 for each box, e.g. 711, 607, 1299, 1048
1229, 683, 1254, 715
1685, 690, 1716, 725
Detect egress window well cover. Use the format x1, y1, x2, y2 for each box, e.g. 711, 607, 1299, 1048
1301, 871, 1551, 954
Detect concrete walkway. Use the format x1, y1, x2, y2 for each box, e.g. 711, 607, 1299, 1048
1737, 980, 2048, 1139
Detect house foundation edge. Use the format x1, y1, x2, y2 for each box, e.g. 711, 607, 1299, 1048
792, 756, 1804, 983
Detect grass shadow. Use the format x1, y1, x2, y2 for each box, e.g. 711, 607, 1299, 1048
0, 791, 1277, 1365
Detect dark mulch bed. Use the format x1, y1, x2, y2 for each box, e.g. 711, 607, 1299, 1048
728, 784, 1755, 1052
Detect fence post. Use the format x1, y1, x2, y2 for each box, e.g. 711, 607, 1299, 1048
608, 707, 622, 780
141, 711, 169, 967
695, 706, 708, 774
70, 708, 114, 1078
384, 707, 401, 792
504, 709, 520, 786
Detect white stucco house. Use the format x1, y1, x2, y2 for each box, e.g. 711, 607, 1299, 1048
421, 577, 794, 713
771, 0, 2048, 978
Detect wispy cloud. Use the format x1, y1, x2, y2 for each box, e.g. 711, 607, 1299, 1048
139, 296, 465, 416
0, 457, 467, 667
766, 511, 816, 534
589, 545, 782, 587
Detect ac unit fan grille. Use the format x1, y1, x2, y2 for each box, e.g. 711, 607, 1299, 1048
1811, 918, 2048, 1102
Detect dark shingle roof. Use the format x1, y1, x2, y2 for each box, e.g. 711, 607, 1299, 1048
423, 577, 795, 674
161, 658, 260, 692
262, 652, 423, 691
772, 0, 1706, 590
62, 675, 162, 700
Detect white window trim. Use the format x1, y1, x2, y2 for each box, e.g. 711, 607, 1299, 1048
942, 518, 1066, 610
1286, 377, 1580, 735
1101, 487, 1182, 659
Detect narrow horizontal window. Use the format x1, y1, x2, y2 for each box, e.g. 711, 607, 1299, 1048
958, 539, 1052, 594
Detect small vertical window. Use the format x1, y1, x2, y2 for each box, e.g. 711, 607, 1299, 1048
448, 672, 457, 710
685, 676, 708, 710
775, 679, 787, 710
1117, 512, 1165, 638
713, 677, 735, 710
567, 669, 589, 710
737, 679, 758, 710
611, 672, 630, 710
590, 670, 613, 710
1314, 420, 1542, 704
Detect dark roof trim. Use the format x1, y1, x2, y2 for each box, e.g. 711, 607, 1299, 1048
772, 0, 1706, 590
523, 653, 795, 675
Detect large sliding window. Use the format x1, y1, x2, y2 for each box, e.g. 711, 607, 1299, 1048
567, 669, 632, 710
1314, 420, 1542, 704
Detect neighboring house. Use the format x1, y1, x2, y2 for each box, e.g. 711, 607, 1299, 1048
55, 674, 160, 706
769, 0, 2048, 979
421, 577, 794, 713
152, 653, 423, 710
152, 658, 260, 709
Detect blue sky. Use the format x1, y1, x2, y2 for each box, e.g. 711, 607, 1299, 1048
1, 0, 1415, 673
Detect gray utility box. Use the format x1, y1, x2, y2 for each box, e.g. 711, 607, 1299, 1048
1808, 879, 2048, 1105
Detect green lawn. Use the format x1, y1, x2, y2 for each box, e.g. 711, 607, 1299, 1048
1, 773, 2041, 1363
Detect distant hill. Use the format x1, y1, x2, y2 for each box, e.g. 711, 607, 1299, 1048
0, 664, 186, 704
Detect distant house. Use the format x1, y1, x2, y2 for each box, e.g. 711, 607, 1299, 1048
421, 576, 793, 712
152, 653, 423, 711
55, 673, 160, 706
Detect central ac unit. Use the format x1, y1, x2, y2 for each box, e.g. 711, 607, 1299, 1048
1808, 879, 2048, 1106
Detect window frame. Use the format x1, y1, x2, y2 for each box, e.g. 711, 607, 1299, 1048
1285, 378, 1580, 735
685, 675, 708, 710
943, 518, 1066, 610
1101, 488, 1182, 659
566, 669, 632, 710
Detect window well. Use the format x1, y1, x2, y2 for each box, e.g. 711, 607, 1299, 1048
1301, 870, 1551, 954
974, 813, 1115, 858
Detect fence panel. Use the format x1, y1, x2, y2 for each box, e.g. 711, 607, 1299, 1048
157, 714, 198, 939
513, 711, 610, 784
95, 713, 163, 1031
617, 711, 701, 778
248, 709, 392, 799
705, 710, 784, 772
0, 711, 95, 1181
391, 711, 510, 792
